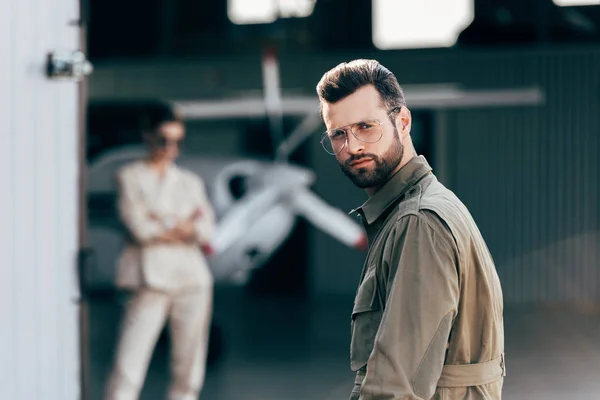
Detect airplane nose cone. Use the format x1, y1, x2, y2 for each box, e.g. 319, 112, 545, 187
353, 234, 368, 251
201, 243, 216, 257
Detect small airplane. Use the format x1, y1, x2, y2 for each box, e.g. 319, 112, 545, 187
83, 48, 369, 292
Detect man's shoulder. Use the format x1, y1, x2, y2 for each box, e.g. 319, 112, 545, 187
421, 176, 461, 205
417, 176, 472, 221
393, 175, 459, 216
417, 176, 485, 252
389, 176, 468, 244
390, 206, 456, 248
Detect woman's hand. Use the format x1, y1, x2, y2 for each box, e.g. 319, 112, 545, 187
172, 219, 196, 242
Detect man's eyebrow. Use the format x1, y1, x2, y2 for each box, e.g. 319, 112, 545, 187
329, 118, 374, 131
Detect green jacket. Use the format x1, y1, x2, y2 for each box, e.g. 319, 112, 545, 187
349, 156, 505, 400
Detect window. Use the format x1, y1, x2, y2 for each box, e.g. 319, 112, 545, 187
228, 0, 316, 25
553, 0, 600, 5
372, 0, 474, 49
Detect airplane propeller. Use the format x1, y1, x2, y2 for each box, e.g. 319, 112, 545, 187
207, 46, 369, 262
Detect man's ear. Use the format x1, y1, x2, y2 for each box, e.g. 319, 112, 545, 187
398, 106, 412, 136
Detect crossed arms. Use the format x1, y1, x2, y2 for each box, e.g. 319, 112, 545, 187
145, 208, 207, 246
116, 170, 216, 255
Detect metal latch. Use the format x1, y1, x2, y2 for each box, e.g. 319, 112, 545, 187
46, 50, 93, 81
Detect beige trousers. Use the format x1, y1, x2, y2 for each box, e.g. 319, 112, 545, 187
104, 286, 213, 400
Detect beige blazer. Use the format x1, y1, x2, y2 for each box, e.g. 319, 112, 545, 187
115, 160, 215, 293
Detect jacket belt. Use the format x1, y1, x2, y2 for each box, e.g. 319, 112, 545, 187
437, 353, 506, 388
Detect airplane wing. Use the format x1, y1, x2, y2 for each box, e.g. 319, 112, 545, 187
171, 85, 544, 121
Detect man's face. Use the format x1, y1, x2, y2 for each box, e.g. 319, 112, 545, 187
322, 85, 408, 192
148, 121, 185, 162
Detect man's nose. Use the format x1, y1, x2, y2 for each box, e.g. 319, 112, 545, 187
345, 132, 365, 154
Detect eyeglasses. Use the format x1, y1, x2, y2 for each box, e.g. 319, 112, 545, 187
154, 135, 183, 149
320, 108, 400, 155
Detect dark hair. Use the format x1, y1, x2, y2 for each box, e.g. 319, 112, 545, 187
139, 101, 182, 136
316, 59, 406, 121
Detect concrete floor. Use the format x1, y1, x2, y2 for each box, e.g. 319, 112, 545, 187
85, 287, 600, 400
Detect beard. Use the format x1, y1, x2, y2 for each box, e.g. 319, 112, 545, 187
338, 129, 403, 189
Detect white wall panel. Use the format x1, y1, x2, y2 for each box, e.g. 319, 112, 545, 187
0, 0, 82, 398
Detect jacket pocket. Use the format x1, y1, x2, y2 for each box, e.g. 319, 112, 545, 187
350, 265, 382, 371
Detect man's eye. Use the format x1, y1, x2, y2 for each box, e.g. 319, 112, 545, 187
357, 122, 374, 130
331, 130, 345, 138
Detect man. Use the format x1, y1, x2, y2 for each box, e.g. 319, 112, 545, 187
316, 60, 505, 400
105, 105, 216, 400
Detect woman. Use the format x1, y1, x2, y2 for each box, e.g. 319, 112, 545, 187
105, 105, 216, 400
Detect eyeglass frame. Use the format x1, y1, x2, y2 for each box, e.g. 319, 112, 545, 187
319, 107, 401, 155
153, 135, 184, 149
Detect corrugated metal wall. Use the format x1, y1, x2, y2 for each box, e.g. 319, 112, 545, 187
0, 0, 82, 398
447, 51, 600, 304
88, 46, 600, 304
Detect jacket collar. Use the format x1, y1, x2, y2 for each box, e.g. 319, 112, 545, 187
351, 155, 433, 225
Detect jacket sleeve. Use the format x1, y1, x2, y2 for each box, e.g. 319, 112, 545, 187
189, 174, 216, 246
360, 212, 460, 400
116, 170, 165, 244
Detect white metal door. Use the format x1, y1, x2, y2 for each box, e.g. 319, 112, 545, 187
0, 0, 84, 398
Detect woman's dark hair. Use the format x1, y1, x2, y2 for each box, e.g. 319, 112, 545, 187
139, 101, 182, 136
316, 59, 406, 120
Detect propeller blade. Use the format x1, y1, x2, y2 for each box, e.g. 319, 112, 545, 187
276, 109, 322, 161
261, 45, 285, 159
211, 187, 281, 254
288, 187, 368, 251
